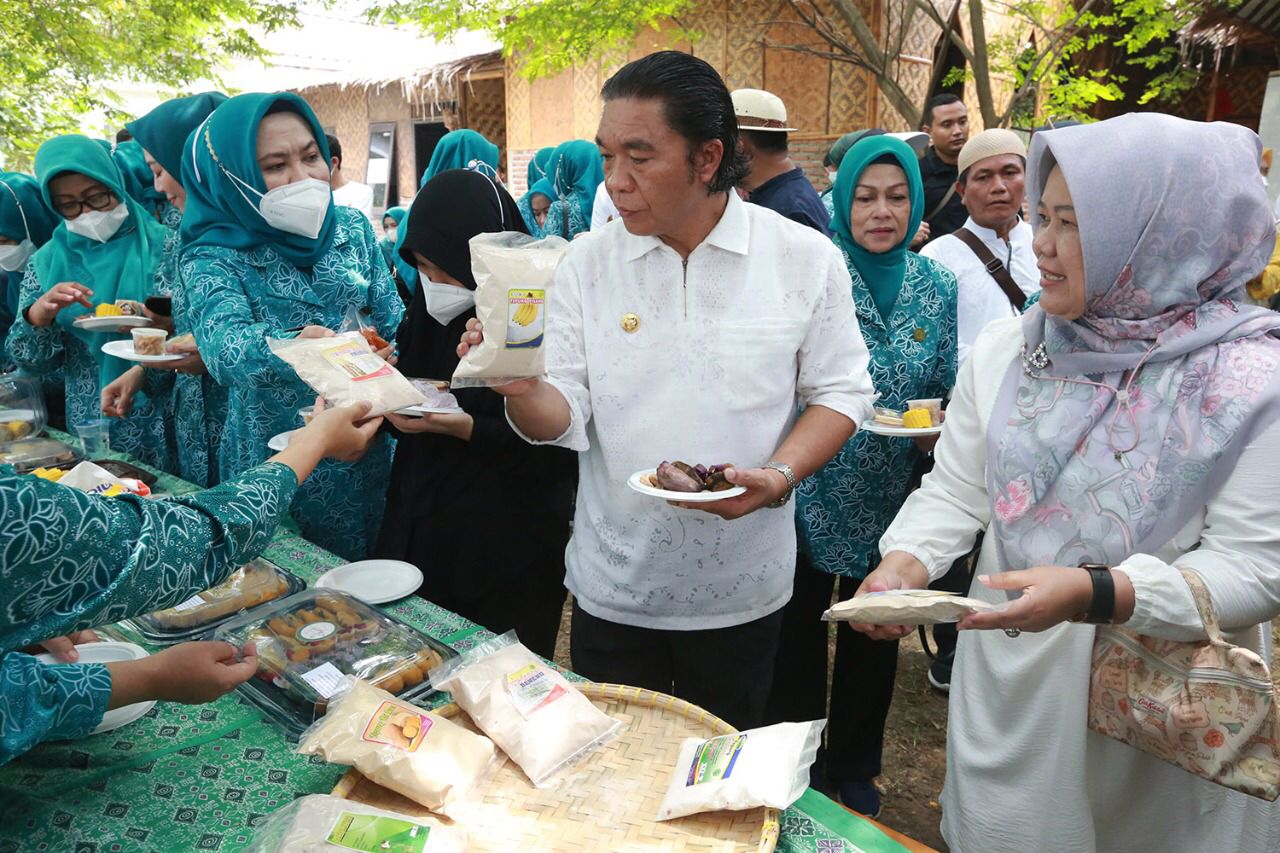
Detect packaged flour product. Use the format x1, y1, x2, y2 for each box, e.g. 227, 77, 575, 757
450, 232, 568, 389
429, 631, 620, 787
656, 720, 824, 821
269, 331, 426, 417
823, 589, 994, 625
297, 678, 497, 815
246, 794, 468, 853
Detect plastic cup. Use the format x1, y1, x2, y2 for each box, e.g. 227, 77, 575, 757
298, 405, 316, 427
131, 327, 168, 357
75, 419, 112, 457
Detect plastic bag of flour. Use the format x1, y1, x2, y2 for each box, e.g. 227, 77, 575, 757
450, 232, 569, 389
656, 720, 824, 821
296, 678, 497, 815
428, 631, 620, 787
823, 589, 995, 625
269, 331, 425, 417
245, 794, 468, 852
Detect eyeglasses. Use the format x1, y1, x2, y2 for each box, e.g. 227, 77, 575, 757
54, 190, 117, 218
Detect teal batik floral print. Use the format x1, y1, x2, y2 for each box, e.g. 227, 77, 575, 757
543, 198, 590, 240
181, 207, 402, 560
797, 250, 957, 579
141, 225, 227, 486
7, 262, 173, 471
0, 460, 298, 763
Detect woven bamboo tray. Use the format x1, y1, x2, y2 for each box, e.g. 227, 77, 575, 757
331, 682, 780, 852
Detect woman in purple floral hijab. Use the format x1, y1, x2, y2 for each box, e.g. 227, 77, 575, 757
851, 114, 1280, 852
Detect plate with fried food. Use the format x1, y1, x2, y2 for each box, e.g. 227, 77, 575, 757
628, 460, 747, 502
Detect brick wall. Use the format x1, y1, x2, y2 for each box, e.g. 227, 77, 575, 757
790, 135, 837, 192
509, 148, 536, 199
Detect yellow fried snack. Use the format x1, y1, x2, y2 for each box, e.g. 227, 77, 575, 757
31, 467, 65, 482
902, 408, 933, 429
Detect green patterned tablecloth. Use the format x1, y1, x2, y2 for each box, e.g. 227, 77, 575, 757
0, 447, 912, 853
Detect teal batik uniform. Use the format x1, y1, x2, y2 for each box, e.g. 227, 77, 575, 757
0, 461, 299, 764
797, 135, 958, 578
179, 92, 403, 560
0, 172, 60, 374
381, 206, 418, 296
6, 136, 173, 470
127, 92, 230, 486
517, 146, 558, 236
544, 140, 602, 240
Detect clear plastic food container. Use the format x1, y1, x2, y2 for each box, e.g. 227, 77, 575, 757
128, 558, 304, 643
213, 590, 454, 738
0, 436, 80, 472
0, 371, 47, 443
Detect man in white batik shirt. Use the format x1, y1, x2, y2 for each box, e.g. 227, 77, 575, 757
459, 51, 877, 728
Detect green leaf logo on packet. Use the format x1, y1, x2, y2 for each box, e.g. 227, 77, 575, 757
326, 812, 432, 853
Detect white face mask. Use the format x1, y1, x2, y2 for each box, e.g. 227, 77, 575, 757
65, 203, 129, 242
827, 170, 839, 184
425, 280, 475, 326
0, 239, 35, 272
385, 226, 398, 243
226, 172, 332, 240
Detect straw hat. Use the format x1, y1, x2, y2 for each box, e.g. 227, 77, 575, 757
957, 128, 1026, 176
731, 89, 797, 132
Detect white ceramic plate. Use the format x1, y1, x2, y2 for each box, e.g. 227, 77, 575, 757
74, 315, 151, 332
267, 430, 295, 452
314, 560, 423, 605
861, 421, 943, 438
627, 469, 747, 503
102, 339, 182, 364
35, 641, 156, 734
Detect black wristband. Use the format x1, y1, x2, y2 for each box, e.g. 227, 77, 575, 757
1078, 563, 1115, 625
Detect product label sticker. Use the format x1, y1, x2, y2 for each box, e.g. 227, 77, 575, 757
362, 700, 434, 752
505, 289, 545, 349
326, 811, 432, 853
296, 621, 338, 643
685, 733, 747, 786
504, 663, 566, 719
300, 661, 346, 699
322, 339, 394, 382
170, 594, 207, 613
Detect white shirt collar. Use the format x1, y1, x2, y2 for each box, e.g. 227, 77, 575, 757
619, 191, 750, 262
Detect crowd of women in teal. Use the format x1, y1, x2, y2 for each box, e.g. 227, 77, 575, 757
6, 135, 174, 470
178, 92, 402, 560
105, 91, 232, 488
517, 145, 558, 237
768, 134, 958, 813
543, 139, 604, 239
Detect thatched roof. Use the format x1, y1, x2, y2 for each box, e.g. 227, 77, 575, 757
1182, 2, 1280, 54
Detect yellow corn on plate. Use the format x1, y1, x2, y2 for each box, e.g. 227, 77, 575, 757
902, 408, 933, 429
94, 303, 125, 317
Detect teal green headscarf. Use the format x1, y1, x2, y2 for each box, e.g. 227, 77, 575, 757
104, 140, 167, 216
418, 130, 500, 189
126, 92, 228, 179
0, 172, 58, 246
830, 135, 924, 322
180, 92, 337, 268
33, 135, 169, 387
384, 205, 418, 292
551, 140, 604, 223
527, 146, 555, 188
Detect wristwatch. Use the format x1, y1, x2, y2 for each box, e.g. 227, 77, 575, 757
763, 461, 798, 508
1070, 563, 1116, 625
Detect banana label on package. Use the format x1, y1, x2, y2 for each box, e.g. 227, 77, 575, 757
505, 289, 545, 349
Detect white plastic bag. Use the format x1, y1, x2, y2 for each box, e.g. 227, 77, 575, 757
656, 720, 824, 821
245, 794, 468, 852
296, 678, 497, 816
428, 631, 620, 787
450, 232, 568, 389
823, 589, 994, 625
268, 331, 425, 417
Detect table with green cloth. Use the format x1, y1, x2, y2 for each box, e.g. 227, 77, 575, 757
0, 445, 917, 853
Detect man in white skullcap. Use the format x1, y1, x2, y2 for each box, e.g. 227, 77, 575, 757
731, 88, 831, 236
921, 128, 1039, 367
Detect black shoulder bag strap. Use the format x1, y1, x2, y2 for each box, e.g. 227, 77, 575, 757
952, 227, 1026, 311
